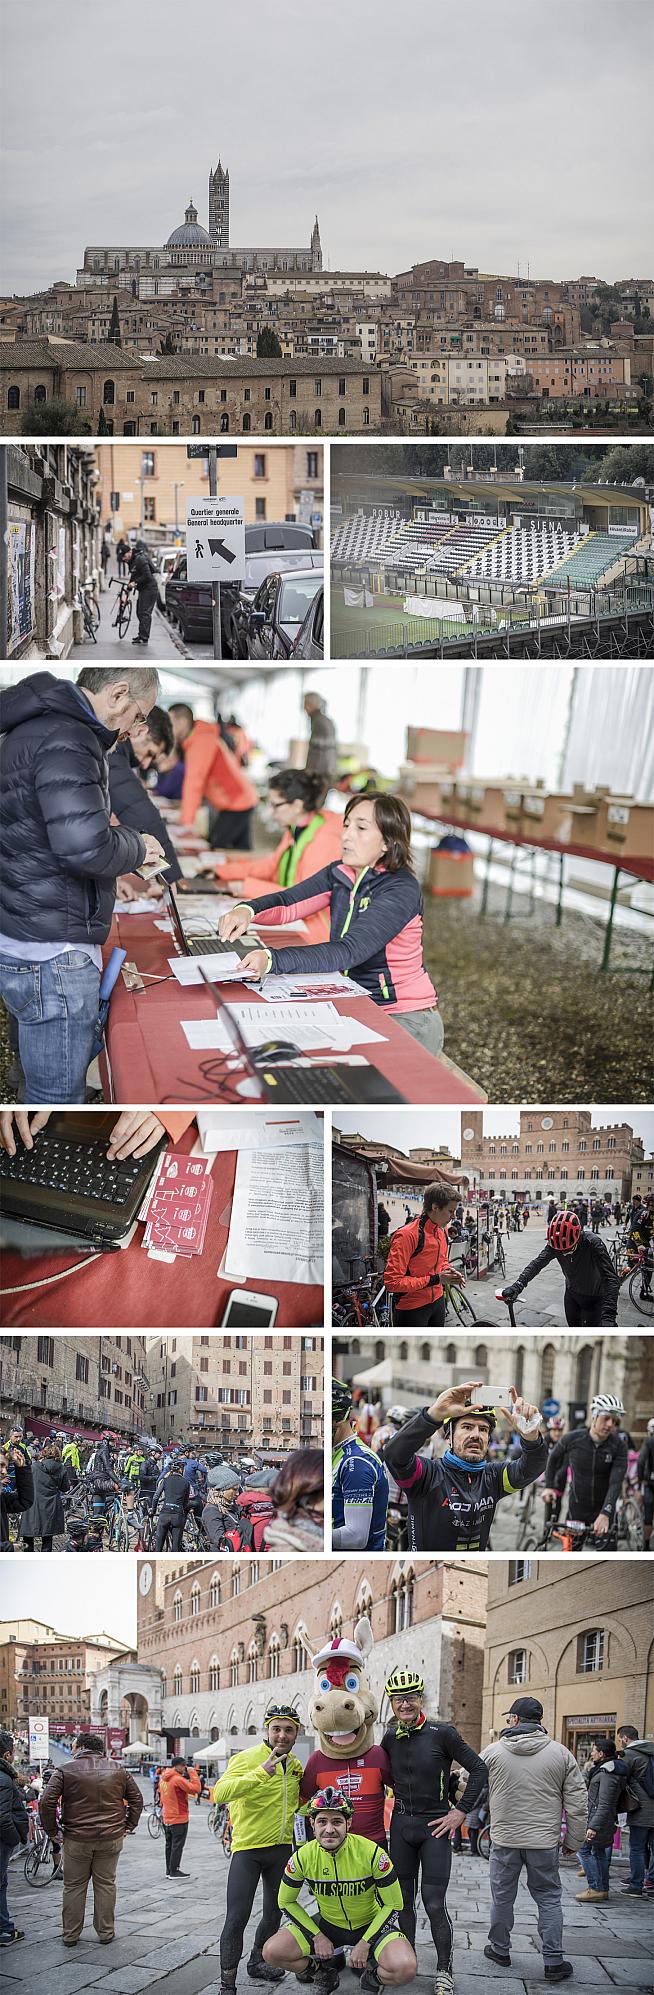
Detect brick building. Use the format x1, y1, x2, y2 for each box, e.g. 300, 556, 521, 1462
0, 1619, 132, 1737
392, 261, 580, 344
0, 1334, 149, 1441
482, 1561, 654, 1767
136, 1557, 487, 1757
631, 1154, 654, 1200
144, 1335, 323, 1453
0, 340, 381, 439
460, 1112, 643, 1203
333, 1334, 653, 1437
3, 442, 100, 660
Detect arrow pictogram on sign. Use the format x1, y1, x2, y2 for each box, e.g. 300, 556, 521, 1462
207, 537, 237, 563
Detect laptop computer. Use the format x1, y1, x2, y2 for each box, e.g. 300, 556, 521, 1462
167, 883, 258, 963
199, 973, 406, 1105
0, 1111, 166, 1247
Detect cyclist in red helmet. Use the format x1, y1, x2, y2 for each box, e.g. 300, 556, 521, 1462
501, 1209, 620, 1326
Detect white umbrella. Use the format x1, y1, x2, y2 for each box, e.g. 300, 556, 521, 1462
192, 1739, 228, 1762
351, 1359, 396, 1387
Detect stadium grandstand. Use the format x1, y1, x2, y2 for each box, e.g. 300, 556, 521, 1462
331, 466, 652, 658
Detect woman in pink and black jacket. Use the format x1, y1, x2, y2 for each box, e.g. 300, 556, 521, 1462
218, 791, 444, 1055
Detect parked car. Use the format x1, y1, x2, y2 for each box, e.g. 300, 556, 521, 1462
245, 566, 323, 660
155, 544, 184, 608
291, 585, 324, 658
165, 522, 318, 652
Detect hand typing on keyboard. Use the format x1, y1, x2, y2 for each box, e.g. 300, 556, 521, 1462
0, 1110, 51, 1157
106, 1111, 167, 1160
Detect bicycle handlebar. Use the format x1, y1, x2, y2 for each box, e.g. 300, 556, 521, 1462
495, 1289, 516, 1325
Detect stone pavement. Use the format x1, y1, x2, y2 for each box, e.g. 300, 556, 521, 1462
452, 1223, 645, 1326
76, 569, 190, 660
3, 1782, 652, 1995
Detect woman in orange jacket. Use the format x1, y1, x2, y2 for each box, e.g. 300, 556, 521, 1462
384, 1182, 466, 1326
159, 1759, 202, 1876
169, 704, 257, 848
214, 768, 342, 942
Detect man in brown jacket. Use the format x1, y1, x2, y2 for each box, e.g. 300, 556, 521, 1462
39, 1733, 143, 1947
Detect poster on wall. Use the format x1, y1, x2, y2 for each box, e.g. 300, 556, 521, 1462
56, 524, 67, 599
6, 516, 37, 654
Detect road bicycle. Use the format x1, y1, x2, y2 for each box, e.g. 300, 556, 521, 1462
183, 1507, 211, 1552
332, 1274, 392, 1328
109, 576, 133, 637
24, 1818, 62, 1886
147, 1799, 164, 1839
608, 1237, 653, 1318
76, 578, 100, 642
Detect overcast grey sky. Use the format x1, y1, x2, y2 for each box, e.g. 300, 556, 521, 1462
334, 1111, 654, 1155
2, 0, 652, 293
0, 1564, 136, 1645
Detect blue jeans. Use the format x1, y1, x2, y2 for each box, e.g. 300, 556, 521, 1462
0, 1841, 14, 1936
579, 1841, 611, 1892
0, 952, 100, 1104
627, 1823, 654, 1889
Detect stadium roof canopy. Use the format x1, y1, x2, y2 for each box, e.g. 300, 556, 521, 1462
333, 470, 647, 515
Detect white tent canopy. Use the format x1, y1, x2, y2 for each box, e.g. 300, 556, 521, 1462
192, 1739, 228, 1762
352, 1359, 395, 1387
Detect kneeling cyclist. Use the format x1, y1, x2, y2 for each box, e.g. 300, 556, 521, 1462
214, 1704, 304, 1995
381, 1670, 487, 1995
541, 1394, 627, 1545
501, 1210, 620, 1326
382, 1381, 547, 1551
264, 1788, 416, 1995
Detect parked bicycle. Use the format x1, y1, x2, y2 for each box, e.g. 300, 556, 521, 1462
147, 1798, 164, 1839
76, 578, 100, 643
24, 1818, 61, 1886
109, 575, 133, 638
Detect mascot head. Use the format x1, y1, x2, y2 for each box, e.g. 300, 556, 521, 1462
309, 1616, 377, 1757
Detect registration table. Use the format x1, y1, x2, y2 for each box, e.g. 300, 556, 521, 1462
1, 1125, 323, 1330
101, 906, 485, 1107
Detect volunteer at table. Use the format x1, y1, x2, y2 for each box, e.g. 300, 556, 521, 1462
212, 768, 342, 941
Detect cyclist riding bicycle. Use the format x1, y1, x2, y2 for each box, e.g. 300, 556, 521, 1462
381, 1381, 547, 1551
264, 1787, 417, 1995
501, 1210, 620, 1326
541, 1394, 627, 1542
332, 1380, 389, 1552
383, 1185, 466, 1327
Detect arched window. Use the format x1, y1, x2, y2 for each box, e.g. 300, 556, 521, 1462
351, 1339, 361, 1356
242, 412, 251, 431
173, 1666, 182, 1696
420, 1342, 431, 1362
540, 1343, 556, 1399
575, 1344, 593, 1403
33, 385, 47, 403
250, 1562, 260, 1585
209, 1657, 220, 1692
192, 415, 201, 434
268, 1634, 281, 1679
355, 1580, 373, 1621
247, 1641, 259, 1683
190, 1660, 201, 1695
292, 1625, 309, 1672
161, 1675, 167, 1700
474, 1344, 488, 1368
329, 1602, 342, 1640
314, 408, 322, 428
210, 1575, 221, 1609
391, 1570, 414, 1634
220, 412, 230, 432
399, 1342, 408, 1361
338, 407, 346, 426
103, 379, 115, 405
445, 1344, 457, 1364
232, 1565, 241, 1598
7, 386, 20, 410
264, 412, 273, 431
191, 1582, 201, 1616
363, 407, 370, 426
230, 1648, 239, 1687
289, 410, 297, 432
173, 1591, 183, 1623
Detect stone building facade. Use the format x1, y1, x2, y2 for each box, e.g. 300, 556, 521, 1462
0, 1619, 132, 1736
332, 1334, 653, 1436
136, 1557, 488, 1757
0, 1333, 149, 1441
0, 341, 380, 438
461, 1112, 643, 1203
392, 261, 580, 344
482, 1560, 654, 1765
2, 442, 100, 659
76, 162, 321, 293
144, 1335, 323, 1452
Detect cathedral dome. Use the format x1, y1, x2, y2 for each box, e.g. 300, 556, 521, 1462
166, 200, 211, 247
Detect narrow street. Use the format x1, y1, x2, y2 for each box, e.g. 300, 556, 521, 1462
76, 570, 191, 660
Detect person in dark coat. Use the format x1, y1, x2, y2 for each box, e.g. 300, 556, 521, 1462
126, 545, 159, 646
0, 1729, 29, 1948
108, 740, 182, 888
576, 1738, 616, 1900
0, 669, 162, 1102
0, 1447, 34, 1552
115, 537, 129, 578
20, 1443, 69, 1552
303, 692, 337, 781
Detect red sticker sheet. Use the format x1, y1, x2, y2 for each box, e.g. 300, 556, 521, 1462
142, 1151, 214, 1257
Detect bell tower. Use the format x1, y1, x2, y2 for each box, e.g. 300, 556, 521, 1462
209, 159, 230, 246
311, 214, 322, 271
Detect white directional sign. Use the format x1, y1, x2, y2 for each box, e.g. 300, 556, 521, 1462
186, 496, 245, 581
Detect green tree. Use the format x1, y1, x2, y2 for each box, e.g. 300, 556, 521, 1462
21, 397, 92, 436
108, 296, 122, 346
97, 405, 109, 434
256, 326, 282, 358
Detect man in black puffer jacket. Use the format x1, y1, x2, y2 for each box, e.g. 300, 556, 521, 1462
0, 1729, 29, 1950
0, 668, 162, 1102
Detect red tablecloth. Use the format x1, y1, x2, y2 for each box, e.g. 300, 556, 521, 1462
103, 910, 484, 1106
1, 1131, 323, 1330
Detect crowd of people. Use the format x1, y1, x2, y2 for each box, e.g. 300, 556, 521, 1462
0, 1428, 324, 1556
2, 1693, 652, 1983
332, 1380, 654, 1554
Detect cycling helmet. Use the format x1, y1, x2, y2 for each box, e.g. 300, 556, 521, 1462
385, 1405, 409, 1426
547, 1211, 581, 1253
590, 1394, 625, 1417
441, 1405, 497, 1438
263, 1703, 300, 1732
308, 1786, 354, 1820
332, 1378, 353, 1423
385, 1667, 424, 1698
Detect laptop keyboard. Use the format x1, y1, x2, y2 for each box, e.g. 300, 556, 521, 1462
187, 935, 255, 960
259, 1064, 355, 1104
0, 1135, 143, 1206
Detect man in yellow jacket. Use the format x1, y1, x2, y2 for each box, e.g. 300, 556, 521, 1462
212, 1703, 303, 1995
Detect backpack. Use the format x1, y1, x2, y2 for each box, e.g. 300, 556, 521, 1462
622, 1750, 654, 1811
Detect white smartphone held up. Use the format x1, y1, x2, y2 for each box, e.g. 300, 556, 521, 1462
222, 1288, 279, 1328
470, 1384, 513, 1410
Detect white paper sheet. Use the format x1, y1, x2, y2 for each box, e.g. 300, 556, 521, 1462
223, 1145, 324, 1284
258, 973, 368, 1001
116, 896, 166, 916
169, 954, 261, 986
181, 1000, 386, 1052
197, 1110, 322, 1153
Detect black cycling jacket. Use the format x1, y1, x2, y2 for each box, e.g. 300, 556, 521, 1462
382, 1408, 548, 1551
514, 1231, 620, 1325
381, 1718, 487, 1818
546, 1426, 627, 1522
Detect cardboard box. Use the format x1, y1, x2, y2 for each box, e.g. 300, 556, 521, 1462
399, 763, 444, 817
427, 847, 475, 897
455, 779, 508, 834
593, 797, 653, 868
406, 726, 467, 769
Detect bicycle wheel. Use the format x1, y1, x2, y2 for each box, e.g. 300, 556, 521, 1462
628, 1268, 653, 1317
445, 1284, 477, 1325
207, 1807, 217, 1835
495, 1237, 507, 1279
24, 1845, 52, 1886
618, 1498, 644, 1551
82, 604, 98, 643
147, 1809, 163, 1840
333, 1306, 364, 1327
117, 596, 133, 638
90, 593, 101, 629
222, 1823, 233, 1857
478, 1826, 491, 1861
